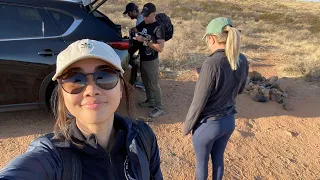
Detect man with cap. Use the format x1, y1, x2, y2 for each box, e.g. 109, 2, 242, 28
133, 2, 165, 118
123, 2, 144, 26
124, 2, 146, 92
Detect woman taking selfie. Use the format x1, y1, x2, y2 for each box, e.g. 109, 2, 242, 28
183, 17, 249, 180
0, 39, 163, 180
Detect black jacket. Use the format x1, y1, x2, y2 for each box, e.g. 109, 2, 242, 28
184, 50, 249, 135
0, 114, 163, 180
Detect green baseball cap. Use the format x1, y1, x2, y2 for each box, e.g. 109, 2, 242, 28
202, 17, 233, 39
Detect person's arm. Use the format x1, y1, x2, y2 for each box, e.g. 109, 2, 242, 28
0, 137, 62, 180
134, 25, 165, 53
146, 39, 164, 53
238, 55, 249, 94
148, 25, 165, 52
183, 62, 216, 135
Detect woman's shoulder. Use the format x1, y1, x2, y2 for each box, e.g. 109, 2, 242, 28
24, 133, 63, 166
0, 133, 63, 179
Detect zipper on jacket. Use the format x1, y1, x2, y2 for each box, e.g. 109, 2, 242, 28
108, 153, 118, 180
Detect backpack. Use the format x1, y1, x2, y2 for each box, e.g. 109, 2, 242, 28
45, 120, 153, 180
155, 13, 174, 41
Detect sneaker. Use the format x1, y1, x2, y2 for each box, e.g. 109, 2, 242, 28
139, 100, 155, 108
148, 107, 164, 118
134, 82, 146, 92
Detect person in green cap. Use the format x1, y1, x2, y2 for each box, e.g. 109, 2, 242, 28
183, 17, 249, 180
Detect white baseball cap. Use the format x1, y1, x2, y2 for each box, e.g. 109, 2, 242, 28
52, 39, 124, 81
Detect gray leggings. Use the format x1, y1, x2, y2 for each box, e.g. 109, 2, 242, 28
192, 114, 235, 180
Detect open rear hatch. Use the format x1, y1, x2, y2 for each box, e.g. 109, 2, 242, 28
78, 0, 129, 50
80, 0, 107, 13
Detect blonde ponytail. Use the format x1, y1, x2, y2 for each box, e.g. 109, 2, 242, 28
224, 26, 241, 70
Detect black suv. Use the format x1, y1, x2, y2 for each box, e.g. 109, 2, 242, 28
0, 0, 131, 112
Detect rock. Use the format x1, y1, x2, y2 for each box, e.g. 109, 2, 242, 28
252, 94, 268, 102
271, 79, 288, 92
270, 88, 282, 95
245, 84, 253, 91
270, 80, 280, 90
259, 85, 266, 89
257, 82, 266, 87
276, 96, 284, 104
270, 94, 277, 101
281, 93, 288, 98
252, 85, 260, 90
248, 71, 263, 81
267, 76, 278, 86
276, 78, 289, 92
270, 93, 282, 103
261, 88, 271, 98
243, 89, 252, 94
282, 97, 294, 111
250, 89, 259, 98
246, 76, 250, 85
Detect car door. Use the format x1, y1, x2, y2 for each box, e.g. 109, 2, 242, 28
0, 4, 66, 110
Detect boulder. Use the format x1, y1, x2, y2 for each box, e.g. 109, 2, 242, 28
250, 89, 259, 98
252, 85, 260, 90
261, 88, 271, 99
270, 93, 283, 103
276, 96, 284, 104
252, 94, 268, 102
270, 88, 282, 95
245, 84, 253, 91
270, 79, 288, 92
267, 76, 278, 86
248, 71, 263, 81
281, 93, 289, 98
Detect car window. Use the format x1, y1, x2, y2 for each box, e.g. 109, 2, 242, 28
47, 10, 74, 35
0, 4, 43, 39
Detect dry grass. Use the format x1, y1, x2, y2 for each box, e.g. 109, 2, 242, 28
99, 0, 320, 81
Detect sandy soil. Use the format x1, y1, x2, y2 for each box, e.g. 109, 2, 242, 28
0, 61, 320, 179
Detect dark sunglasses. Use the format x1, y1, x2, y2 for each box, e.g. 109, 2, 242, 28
58, 68, 121, 94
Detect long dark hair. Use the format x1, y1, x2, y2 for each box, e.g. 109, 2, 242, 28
53, 78, 134, 140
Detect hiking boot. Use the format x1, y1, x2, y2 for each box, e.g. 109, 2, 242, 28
139, 100, 155, 108
148, 107, 164, 118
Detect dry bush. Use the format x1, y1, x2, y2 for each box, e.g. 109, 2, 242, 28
99, 0, 320, 81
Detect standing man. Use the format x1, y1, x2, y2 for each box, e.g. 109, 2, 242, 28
124, 2, 145, 91
134, 3, 165, 118
123, 2, 144, 26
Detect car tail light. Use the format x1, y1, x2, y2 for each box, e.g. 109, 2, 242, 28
108, 41, 129, 50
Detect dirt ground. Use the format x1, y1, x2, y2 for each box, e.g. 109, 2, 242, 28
0, 61, 320, 179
